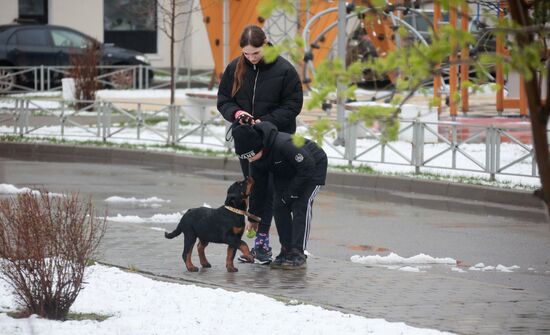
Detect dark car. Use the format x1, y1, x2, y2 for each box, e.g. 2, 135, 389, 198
0, 24, 153, 93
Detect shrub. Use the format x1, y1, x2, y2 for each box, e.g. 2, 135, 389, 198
69, 42, 101, 109
0, 191, 106, 320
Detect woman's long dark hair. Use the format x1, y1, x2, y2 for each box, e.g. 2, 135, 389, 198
231, 25, 266, 97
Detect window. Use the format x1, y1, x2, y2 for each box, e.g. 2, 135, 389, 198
50, 29, 90, 49
104, 0, 157, 53
18, 0, 48, 24
15, 28, 49, 46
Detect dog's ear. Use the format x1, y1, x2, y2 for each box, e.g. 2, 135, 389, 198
225, 181, 242, 208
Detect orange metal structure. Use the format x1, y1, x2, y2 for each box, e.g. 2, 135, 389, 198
199, 0, 261, 81
495, 0, 528, 116
199, 0, 344, 82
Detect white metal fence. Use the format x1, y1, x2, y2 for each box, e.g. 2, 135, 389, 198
0, 65, 213, 92
0, 97, 546, 181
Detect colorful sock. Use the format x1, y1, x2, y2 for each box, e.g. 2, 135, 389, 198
254, 233, 270, 250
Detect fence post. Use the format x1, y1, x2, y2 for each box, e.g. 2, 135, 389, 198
13, 98, 19, 135
101, 102, 112, 142
200, 105, 206, 144
167, 104, 177, 145
40, 65, 44, 91
137, 103, 142, 140
344, 119, 357, 165
96, 101, 101, 138
60, 100, 65, 139
412, 120, 425, 174
495, 127, 501, 178
452, 123, 457, 169
174, 105, 180, 145
17, 99, 29, 137
138, 65, 143, 90
485, 126, 496, 181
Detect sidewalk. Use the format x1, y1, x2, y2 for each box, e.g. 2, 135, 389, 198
1, 153, 549, 334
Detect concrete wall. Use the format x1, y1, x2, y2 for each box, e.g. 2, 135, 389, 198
0, 0, 18, 24
49, 0, 104, 42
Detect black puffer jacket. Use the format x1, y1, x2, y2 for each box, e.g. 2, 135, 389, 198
248, 122, 327, 218
217, 56, 303, 134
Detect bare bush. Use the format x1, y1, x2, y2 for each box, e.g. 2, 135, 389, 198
0, 191, 106, 320
69, 42, 101, 109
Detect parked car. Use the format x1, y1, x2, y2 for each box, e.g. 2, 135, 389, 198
0, 24, 153, 93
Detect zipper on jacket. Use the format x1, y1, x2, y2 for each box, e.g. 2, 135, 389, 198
252, 64, 259, 116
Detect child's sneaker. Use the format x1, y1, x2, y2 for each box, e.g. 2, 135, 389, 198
238, 247, 272, 264
253, 247, 273, 264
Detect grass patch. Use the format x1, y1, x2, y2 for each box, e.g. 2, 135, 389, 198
0, 135, 230, 157
5, 310, 111, 321
329, 163, 537, 191
66, 312, 111, 322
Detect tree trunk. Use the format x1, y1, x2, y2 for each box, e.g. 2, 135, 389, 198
170, 0, 176, 106
509, 0, 550, 224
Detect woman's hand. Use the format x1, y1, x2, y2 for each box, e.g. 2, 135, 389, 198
234, 110, 254, 124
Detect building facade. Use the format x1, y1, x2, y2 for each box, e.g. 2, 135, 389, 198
0, 0, 214, 70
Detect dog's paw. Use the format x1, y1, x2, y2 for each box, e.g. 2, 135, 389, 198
201, 262, 212, 268
186, 266, 199, 272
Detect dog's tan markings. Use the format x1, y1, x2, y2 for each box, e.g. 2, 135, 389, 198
232, 226, 244, 235
185, 242, 199, 272
238, 241, 254, 263
197, 241, 211, 268
226, 246, 238, 272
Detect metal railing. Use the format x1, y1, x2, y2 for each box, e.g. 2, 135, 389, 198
0, 65, 213, 93
0, 97, 546, 180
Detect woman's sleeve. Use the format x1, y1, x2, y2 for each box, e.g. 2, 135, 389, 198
217, 64, 241, 122
258, 66, 303, 129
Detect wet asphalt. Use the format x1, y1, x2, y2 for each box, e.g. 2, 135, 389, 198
1, 157, 549, 334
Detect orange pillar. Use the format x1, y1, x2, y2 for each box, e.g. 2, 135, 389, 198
449, 5, 458, 117
460, 2, 469, 113
496, 2, 505, 112
433, 2, 442, 114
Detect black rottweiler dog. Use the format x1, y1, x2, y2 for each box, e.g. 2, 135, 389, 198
165, 177, 256, 272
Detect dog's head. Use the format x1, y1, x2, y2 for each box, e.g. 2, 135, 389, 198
225, 177, 254, 210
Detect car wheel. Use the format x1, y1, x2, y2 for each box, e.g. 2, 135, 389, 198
109, 68, 134, 89
0, 67, 16, 93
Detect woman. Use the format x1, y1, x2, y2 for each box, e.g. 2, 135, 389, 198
217, 24, 303, 264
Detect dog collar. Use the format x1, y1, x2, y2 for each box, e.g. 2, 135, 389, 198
224, 206, 261, 223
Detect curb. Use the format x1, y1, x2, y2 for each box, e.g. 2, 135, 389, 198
0, 141, 545, 222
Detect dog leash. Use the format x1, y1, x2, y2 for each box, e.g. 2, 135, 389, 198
224, 206, 261, 223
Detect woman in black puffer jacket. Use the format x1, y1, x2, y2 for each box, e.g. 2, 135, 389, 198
217, 24, 303, 264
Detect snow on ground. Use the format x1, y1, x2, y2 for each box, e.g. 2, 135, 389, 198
104, 196, 170, 204
104, 212, 183, 224
351, 252, 521, 274
0, 264, 454, 335
0, 183, 64, 197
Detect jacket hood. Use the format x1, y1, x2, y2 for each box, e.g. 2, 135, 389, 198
253, 121, 278, 149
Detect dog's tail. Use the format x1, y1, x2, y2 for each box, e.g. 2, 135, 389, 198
164, 212, 186, 239
164, 228, 180, 239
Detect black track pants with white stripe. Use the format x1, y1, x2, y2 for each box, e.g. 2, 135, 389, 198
273, 184, 322, 253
